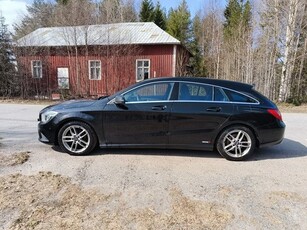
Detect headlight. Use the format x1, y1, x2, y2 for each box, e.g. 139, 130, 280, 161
41, 111, 58, 123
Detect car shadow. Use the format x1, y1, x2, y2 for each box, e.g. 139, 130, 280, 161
52, 138, 307, 161
52, 145, 219, 159
90, 147, 220, 159
251, 138, 307, 161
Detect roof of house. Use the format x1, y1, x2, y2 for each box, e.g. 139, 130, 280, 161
17, 22, 180, 47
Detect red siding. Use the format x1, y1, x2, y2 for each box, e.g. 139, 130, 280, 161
141, 45, 174, 78
17, 44, 177, 97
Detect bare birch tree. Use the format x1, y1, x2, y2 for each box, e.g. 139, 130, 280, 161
278, 0, 306, 102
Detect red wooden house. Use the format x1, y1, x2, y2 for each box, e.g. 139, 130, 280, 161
16, 22, 189, 97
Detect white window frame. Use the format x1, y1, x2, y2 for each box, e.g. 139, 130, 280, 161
136, 59, 150, 82
89, 60, 101, 80
57, 67, 69, 89
31, 60, 42, 78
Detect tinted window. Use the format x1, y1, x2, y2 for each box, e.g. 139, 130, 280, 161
223, 89, 257, 103
124, 83, 173, 102
179, 83, 213, 101
214, 87, 229, 101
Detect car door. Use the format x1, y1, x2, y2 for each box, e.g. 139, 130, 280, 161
168, 82, 234, 150
103, 82, 174, 147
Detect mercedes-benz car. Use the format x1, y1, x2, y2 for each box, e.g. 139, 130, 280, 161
38, 77, 285, 161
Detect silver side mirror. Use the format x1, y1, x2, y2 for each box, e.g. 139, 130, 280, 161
114, 95, 125, 105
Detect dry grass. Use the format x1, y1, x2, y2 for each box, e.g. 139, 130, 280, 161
0, 152, 30, 167
277, 103, 307, 113
0, 172, 234, 229
0, 99, 55, 105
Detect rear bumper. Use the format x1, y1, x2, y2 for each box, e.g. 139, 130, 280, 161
258, 120, 285, 148
259, 137, 284, 148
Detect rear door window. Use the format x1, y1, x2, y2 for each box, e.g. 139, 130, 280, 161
179, 83, 213, 101
214, 87, 229, 101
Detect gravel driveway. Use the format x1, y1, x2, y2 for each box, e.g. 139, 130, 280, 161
0, 103, 306, 229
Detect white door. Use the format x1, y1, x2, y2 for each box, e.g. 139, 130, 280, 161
57, 68, 69, 89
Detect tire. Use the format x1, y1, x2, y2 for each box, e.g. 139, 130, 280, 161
58, 121, 97, 155
216, 126, 255, 161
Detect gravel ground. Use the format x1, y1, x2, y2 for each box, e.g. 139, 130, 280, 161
0, 103, 306, 229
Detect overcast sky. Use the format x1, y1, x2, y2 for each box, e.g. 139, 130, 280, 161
0, 0, 226, 31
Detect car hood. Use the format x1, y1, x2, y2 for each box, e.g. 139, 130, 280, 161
41, 99, 98, 113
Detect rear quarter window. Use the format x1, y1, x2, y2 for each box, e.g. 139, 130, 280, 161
223, 88, 258, 103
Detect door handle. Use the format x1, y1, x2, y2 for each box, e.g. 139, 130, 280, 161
206, 107, 221, 112
152, 105, 167, 111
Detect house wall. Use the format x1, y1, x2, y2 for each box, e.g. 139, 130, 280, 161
17, 44, 178, 97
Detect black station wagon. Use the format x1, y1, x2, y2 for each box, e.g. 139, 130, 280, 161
38, 77, 285, 161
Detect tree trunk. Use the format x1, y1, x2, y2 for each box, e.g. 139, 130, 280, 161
278, 0, 299, 102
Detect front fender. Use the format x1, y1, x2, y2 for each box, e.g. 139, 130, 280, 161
52, 111, 105, 146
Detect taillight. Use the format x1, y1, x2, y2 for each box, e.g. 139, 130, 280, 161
267, 109, 283, 121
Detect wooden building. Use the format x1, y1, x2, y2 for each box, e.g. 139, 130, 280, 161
16, 22, 189, 97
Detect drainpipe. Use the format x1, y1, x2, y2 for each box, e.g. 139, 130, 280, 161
172, 45, 177, 77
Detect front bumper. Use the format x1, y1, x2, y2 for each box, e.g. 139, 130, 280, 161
38, 122, 57, 144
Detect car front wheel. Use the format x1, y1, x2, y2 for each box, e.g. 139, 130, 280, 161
216, 126, 255, 161
58, 121, 97, 155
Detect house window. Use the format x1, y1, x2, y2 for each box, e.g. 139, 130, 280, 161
136, 59, 150, 82
57, 67, 69, 89
31, 60, 42, 78
89, 60, 101, 80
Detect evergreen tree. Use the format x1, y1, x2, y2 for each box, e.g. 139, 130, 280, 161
153, 1, 166, 30
223, 0, 253, 83
166, 0, 205, 76
242, 0, 251, 29
166, 0, 191, 46
223, 0, 251, 39
56, 0, 69, 5
191, 14, 206, 76
0, 16, 18, 97
139, 0, 155, 22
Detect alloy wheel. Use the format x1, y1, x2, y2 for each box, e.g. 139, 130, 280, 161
61, 125, 90, 154
222, 129, 252, 158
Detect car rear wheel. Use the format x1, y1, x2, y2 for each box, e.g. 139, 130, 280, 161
58, 121, 97, 155
216, 126, 255, 161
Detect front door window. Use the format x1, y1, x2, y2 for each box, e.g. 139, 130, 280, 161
123, 82, 173, 102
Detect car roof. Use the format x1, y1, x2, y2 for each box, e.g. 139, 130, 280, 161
143, 77, 254, 92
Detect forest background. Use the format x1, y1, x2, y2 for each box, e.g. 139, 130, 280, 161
0, 0, 306, 104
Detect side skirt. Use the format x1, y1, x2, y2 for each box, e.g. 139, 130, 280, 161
99, 143, 214, 151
